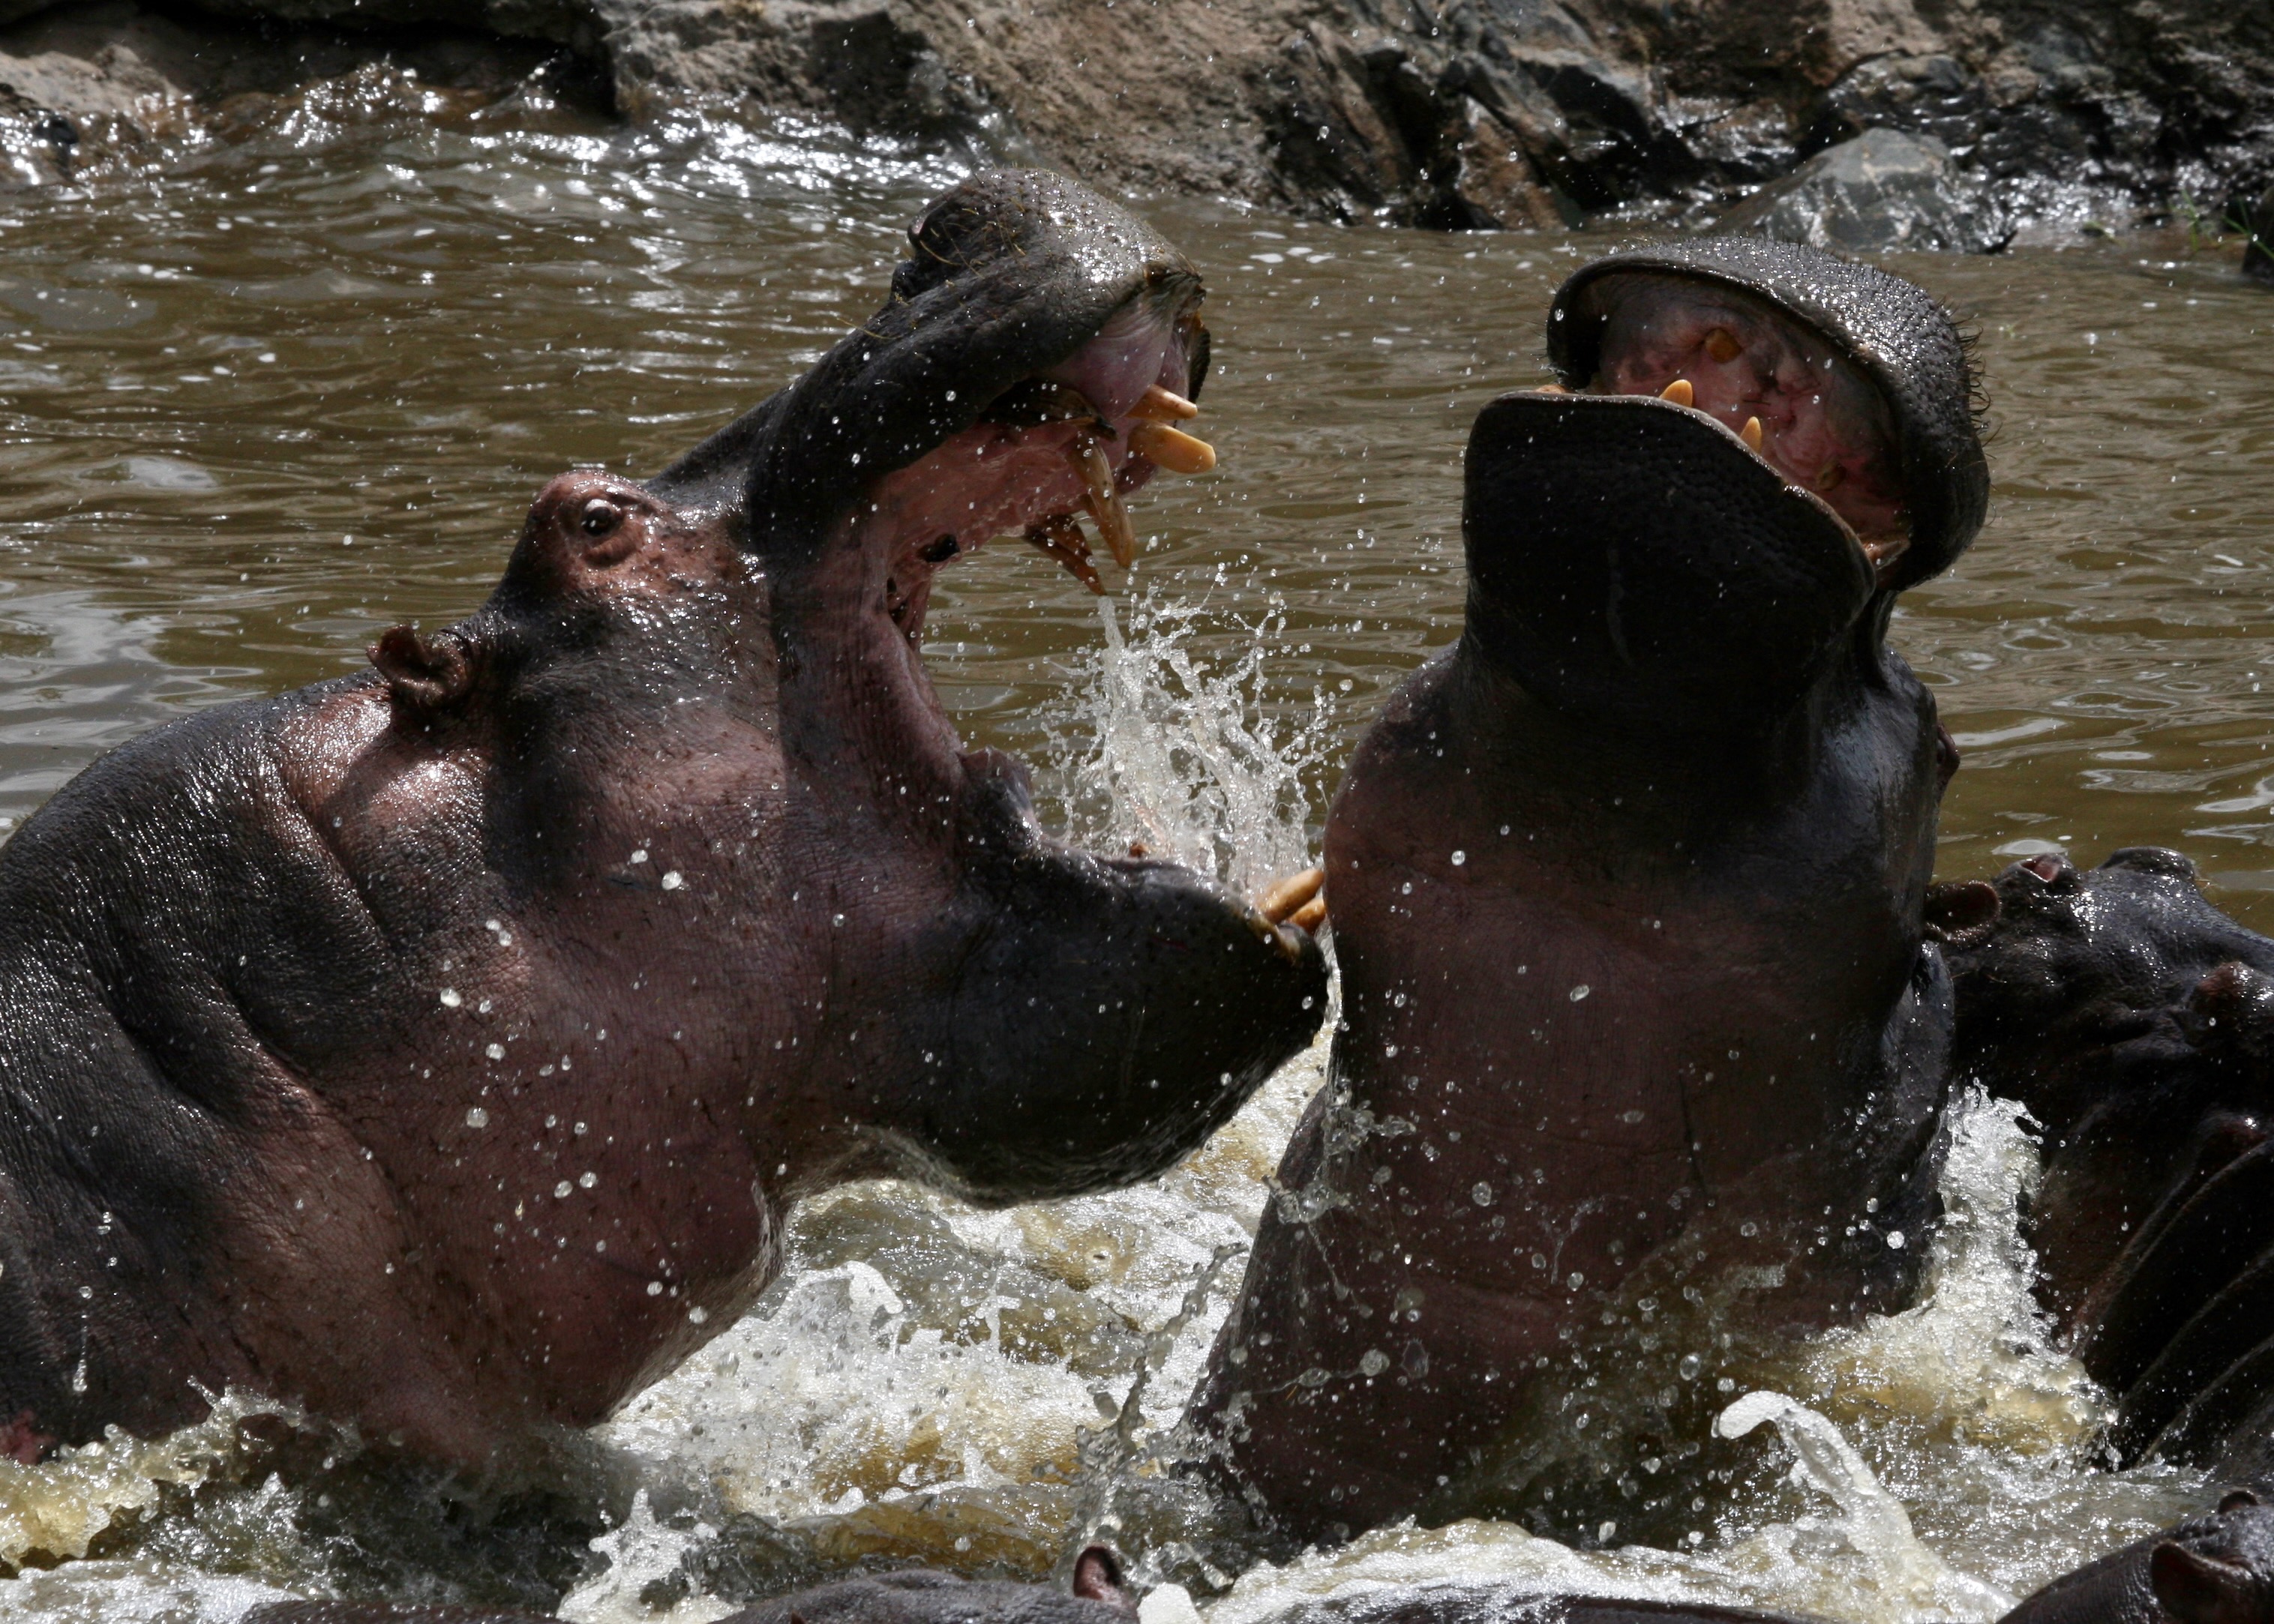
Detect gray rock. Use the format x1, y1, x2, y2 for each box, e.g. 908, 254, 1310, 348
1722, 127, 2010, 253
2246, 187, 2274, 285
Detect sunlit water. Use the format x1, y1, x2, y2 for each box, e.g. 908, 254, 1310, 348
0, 70, 2267, 1623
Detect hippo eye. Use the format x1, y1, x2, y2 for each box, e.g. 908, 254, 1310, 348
580, 499, 623, 538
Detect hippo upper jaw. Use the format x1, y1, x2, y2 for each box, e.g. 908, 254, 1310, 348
1460, 389, 1876, 736
1546, 236, 1988, 593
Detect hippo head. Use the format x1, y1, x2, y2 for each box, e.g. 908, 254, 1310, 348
365, 171, 1324, 1213
1932, 850, 2274, 1469
1454, 237, 1987, 731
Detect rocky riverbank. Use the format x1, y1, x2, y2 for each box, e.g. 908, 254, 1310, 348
2, 0, 2270, 249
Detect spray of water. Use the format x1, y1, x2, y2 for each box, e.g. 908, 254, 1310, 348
1040, 592, 1335, 897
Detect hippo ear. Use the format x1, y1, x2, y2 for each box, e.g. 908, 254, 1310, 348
1071, 1546, 1132, 1614
2151, 1539, 2261, 1624
371, 625, 476, 716
1922, 879, 2000, 950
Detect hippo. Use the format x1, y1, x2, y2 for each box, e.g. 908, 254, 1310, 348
241, 1543, 1139, 1624
1933, 849, 2274, 1481
0, 169, 1327, 1465
1186, 238, 1988, 1546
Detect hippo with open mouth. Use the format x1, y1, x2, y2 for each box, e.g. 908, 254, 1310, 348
0, 170, 1326, 1465
1187, 238, 1987, 1545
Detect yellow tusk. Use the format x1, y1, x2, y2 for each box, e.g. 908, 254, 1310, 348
1741, 416, 1763, 451
1024, 514, 1104, 595
1129, 385, 1199, 422
1659, 378, 1694, 407
1129, 420, 1216, 474
1258, 867, 1324, 926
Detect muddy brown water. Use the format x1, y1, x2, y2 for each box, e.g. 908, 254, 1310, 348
0, 81, 2270, 1623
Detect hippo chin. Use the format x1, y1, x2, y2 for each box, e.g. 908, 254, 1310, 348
0, 170, 1326, 1465
1187, 238, 1987, 1546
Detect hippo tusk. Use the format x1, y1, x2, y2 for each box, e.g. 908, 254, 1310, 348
1130, 420, 1216, 474
1130, 384, 1200, 421
1741, 415, 1764, 451
1659, 377, 1694, 406
1258, 867, 1326, 932
1067, 433, 1137, 567
1024, 514, 1105, 595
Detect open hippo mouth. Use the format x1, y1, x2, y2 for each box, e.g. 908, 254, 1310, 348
1539, 237, 1988, 595
650, 169, 1218, 622
864, 272, 1214, 619
627, 169, 1327, 1203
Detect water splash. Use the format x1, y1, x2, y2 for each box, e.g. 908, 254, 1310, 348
1714, 1392, 2014, 1620
1042, 592, 1334, 897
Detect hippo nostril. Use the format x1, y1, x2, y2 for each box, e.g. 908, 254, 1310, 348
580, 499, 624, 538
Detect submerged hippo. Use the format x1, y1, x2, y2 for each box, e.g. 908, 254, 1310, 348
242, 1543, 1139, 1624
1934, 849, 2274, 1481
0, 170, 1326, 1464
1188, 238, 1988, 1544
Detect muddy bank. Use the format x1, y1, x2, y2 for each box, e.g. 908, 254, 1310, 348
4, 0, 2271, 238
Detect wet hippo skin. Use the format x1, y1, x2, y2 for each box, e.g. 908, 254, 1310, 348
1934, 849, 2274, 1482
0, 171, 1326, 1466
241, 1543, 1141, 1624
1187, 238, 1988, 1545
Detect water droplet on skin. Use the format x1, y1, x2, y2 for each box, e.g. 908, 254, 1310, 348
1569, 984, 1591, 1001
580, 1170, 597, 1188
1450, 849, 1466, 865
646, 1281, 664, 1296
1887, 1230, 1906, 1248
466, 1107, 488, 1128
1679, 1353, 1704, 1380
1359, 1349, 1390, 1375
688, 1306, 708, 1323
1471, 1182, 1493, 1206
554, 1180, 572, 1198
485, 1042, 505, 1060
661, 870, 684, 891
439, 987, 461, 1008
630, 849, 648, 864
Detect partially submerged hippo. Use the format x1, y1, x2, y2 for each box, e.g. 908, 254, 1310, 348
1934, 849, 2274, 1480
1188, 238, 1988, 1544
243, 1543, 1139, 1624
0, 170, 1326, 1464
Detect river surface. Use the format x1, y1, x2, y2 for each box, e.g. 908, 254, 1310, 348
0, 70, 2269, 1624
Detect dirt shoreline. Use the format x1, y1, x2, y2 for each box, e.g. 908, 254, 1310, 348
3, 0, 2269, 244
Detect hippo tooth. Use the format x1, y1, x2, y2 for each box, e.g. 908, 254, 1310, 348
1024, 514, 1104, 595
1658, 377, 1695, 406
1130, 384, 1199, 422
1741, 415, 1764, 451
1816, 460, 1844, 490
1258, 867, 1325, 927
1068, 435, 1136, 567
1705, 327, 1743, 363
1129, 421, 1216, 474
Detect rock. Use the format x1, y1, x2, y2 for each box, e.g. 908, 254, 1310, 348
2247, 187, 2274, 285
0, 1, 592, 181
4, 0, 2272, 250
1723, 127, 2012, 253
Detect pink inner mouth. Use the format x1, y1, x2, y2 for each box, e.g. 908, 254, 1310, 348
855, 304, 1199, 640
1576, 272, 1910, 556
